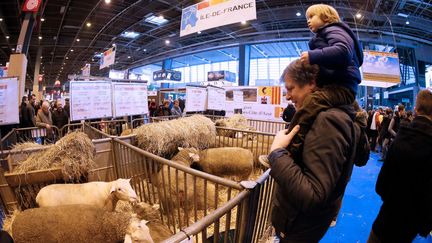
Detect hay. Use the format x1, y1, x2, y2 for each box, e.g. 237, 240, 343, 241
215, 114, 255, 137
11, 132, 96, 181
120, 129, 134, 136
135, 115, 216, 158
1, 210, 20, 236
11, 142, 45, 151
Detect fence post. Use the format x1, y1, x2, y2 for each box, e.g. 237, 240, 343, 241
110, 138, 120, 180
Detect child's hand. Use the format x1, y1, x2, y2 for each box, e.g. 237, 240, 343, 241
300, 52, 310, 65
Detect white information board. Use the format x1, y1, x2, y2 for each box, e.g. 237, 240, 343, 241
112, 82, 149, 117
233, 90, 244, 109
185, 86, 207, 112
207, 86, 225, 110
70, 81, 113, 121
0, 78, 19, 125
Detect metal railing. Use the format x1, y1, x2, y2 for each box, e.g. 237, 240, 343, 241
0, 126, 61, 150
163, 170, 275, 243
89, 119, 129, 137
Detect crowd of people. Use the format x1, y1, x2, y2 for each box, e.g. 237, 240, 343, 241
148, 97, 185, 117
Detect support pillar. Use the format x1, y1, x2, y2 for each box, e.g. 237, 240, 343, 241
238, 44, 250, 86
8, 54, 28, 102
33, 47, 42, 100
162, 59, 173, 70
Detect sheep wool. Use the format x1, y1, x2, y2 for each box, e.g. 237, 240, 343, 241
11, 205, 131, 243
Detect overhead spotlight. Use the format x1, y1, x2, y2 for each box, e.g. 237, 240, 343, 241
356, 13, 362, 19
143, 49, 147, 52
197, 31, 202, 34
76, 38, 80, 42
66, 57, 69, 59
296, 12, 301, 17
41, 18, 45, 22
86, 22, 92, 27
127, 56, 131, 59
241, 21, 247, 25
165, 40, 170, 44
38, 36, 42, 40
5, 36, 9, 39
70, 49, 74, 52
104, 0, 111, 3
0, 18, 3, 22
40, 56, 43, 58
405, 20, 410, 24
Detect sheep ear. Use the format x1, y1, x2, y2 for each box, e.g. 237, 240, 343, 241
110, 185, 116, 193
152, 204, 160, 210
141, 220, 149, 225
127, 178, 131, 183
178, 147, 183, 151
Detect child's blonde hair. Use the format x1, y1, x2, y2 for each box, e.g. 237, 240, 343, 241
306, 4, 340, 24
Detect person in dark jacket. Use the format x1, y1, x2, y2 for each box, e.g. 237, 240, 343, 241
63, 98, 70, 118
158, 100, 172, 116
20, 94, 36, 128
388, 104, 406, 138
285, 3, 364, 161
368, 89, 432, 242
268, 60, 368, 243
379, 108, 393, 161
52, 102, 69, 130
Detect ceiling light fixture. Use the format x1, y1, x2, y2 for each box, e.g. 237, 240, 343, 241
104, 0, 111, 3
86, 22, 91, 27
405, 20, 410, 24
127, 56, 131, 59
197, 31, 202, 34
76, 38, 80, 42
296, 12, 301, 17
12, 48, 15, 51
143, 49, 147, 52
121, 31, 140, 39
41, 18, 45, 22
66, 57, 69, 59
5, 36, 9, 39
165, 40, 170, 44
38, 36, 42, 40
70, 49, 74, 52
241, 21, 247, 25
0, 18, 3, 22
356, 13, 362, 19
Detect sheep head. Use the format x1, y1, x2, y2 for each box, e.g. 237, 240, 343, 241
110, 178, 138, 203
125, 218, 154, 243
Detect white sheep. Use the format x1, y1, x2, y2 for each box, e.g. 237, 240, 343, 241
181, 147, 254, 181
10, 205, 154, 243
124, 218, 154, 243
36, 178, 138, 211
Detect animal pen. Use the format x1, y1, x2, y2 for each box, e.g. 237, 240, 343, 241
0, 117, 280, 242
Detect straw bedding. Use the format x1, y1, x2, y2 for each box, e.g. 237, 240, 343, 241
135, 115, 216, 158
10, 142, 45, 151
10, 132, 96, 181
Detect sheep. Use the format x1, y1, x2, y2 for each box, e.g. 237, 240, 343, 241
151, 163, 216, 212
36, 178, 138, 211
10, 205, 154, 243
183, 147, 254, 181
124, 218, 154, 243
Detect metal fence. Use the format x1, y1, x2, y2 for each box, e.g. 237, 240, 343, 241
0, 126, 61, 151
163, 170, 276, 243
89, 119, 130, 137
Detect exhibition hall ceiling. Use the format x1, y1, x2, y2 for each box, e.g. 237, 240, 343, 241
0, 0, 431, 86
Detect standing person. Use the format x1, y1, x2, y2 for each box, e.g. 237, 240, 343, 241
369, 108, 382, 152
388, 104, 405, 138
148, 99, 157, 117
63, 98, 70, 118
158, 100, 172, 116
268, 60, 369, 243
285, 3, 363, 160
379, 108, 393, 161
36, 101, 53, 143
51, 102, 69, 130
20, 94, 36, 128
368, 89, 432, 242
19, 96, 29, 128
171, 100, 182, 116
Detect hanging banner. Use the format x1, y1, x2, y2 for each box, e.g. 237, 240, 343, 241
82, 63, 91, 77
185, 86, 207, 112
361, 51, 401, 88
207, 86, 225, 110
70, 81, 112, 121
112, 83, 149, 117
0, 78, 19, 125
180, 0, 257, 37
100, 46, 116, 70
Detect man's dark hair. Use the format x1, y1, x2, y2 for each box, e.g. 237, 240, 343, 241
281, 59, 319, 87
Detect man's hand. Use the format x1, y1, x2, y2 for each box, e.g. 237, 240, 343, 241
300, 52, 310, 65
270, 125, 300, 153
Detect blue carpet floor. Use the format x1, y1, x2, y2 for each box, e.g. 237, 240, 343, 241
321, 152, 432, 243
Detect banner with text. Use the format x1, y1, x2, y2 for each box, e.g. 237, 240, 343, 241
100, 46, 116, 70
0, 78, 19, 125
186, 86, 207, 112
180, 0, 256, 37
224, 86, 284, 121
207, 86, 226, 110
70, 81, 113, 121
112, 83, 149, 117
